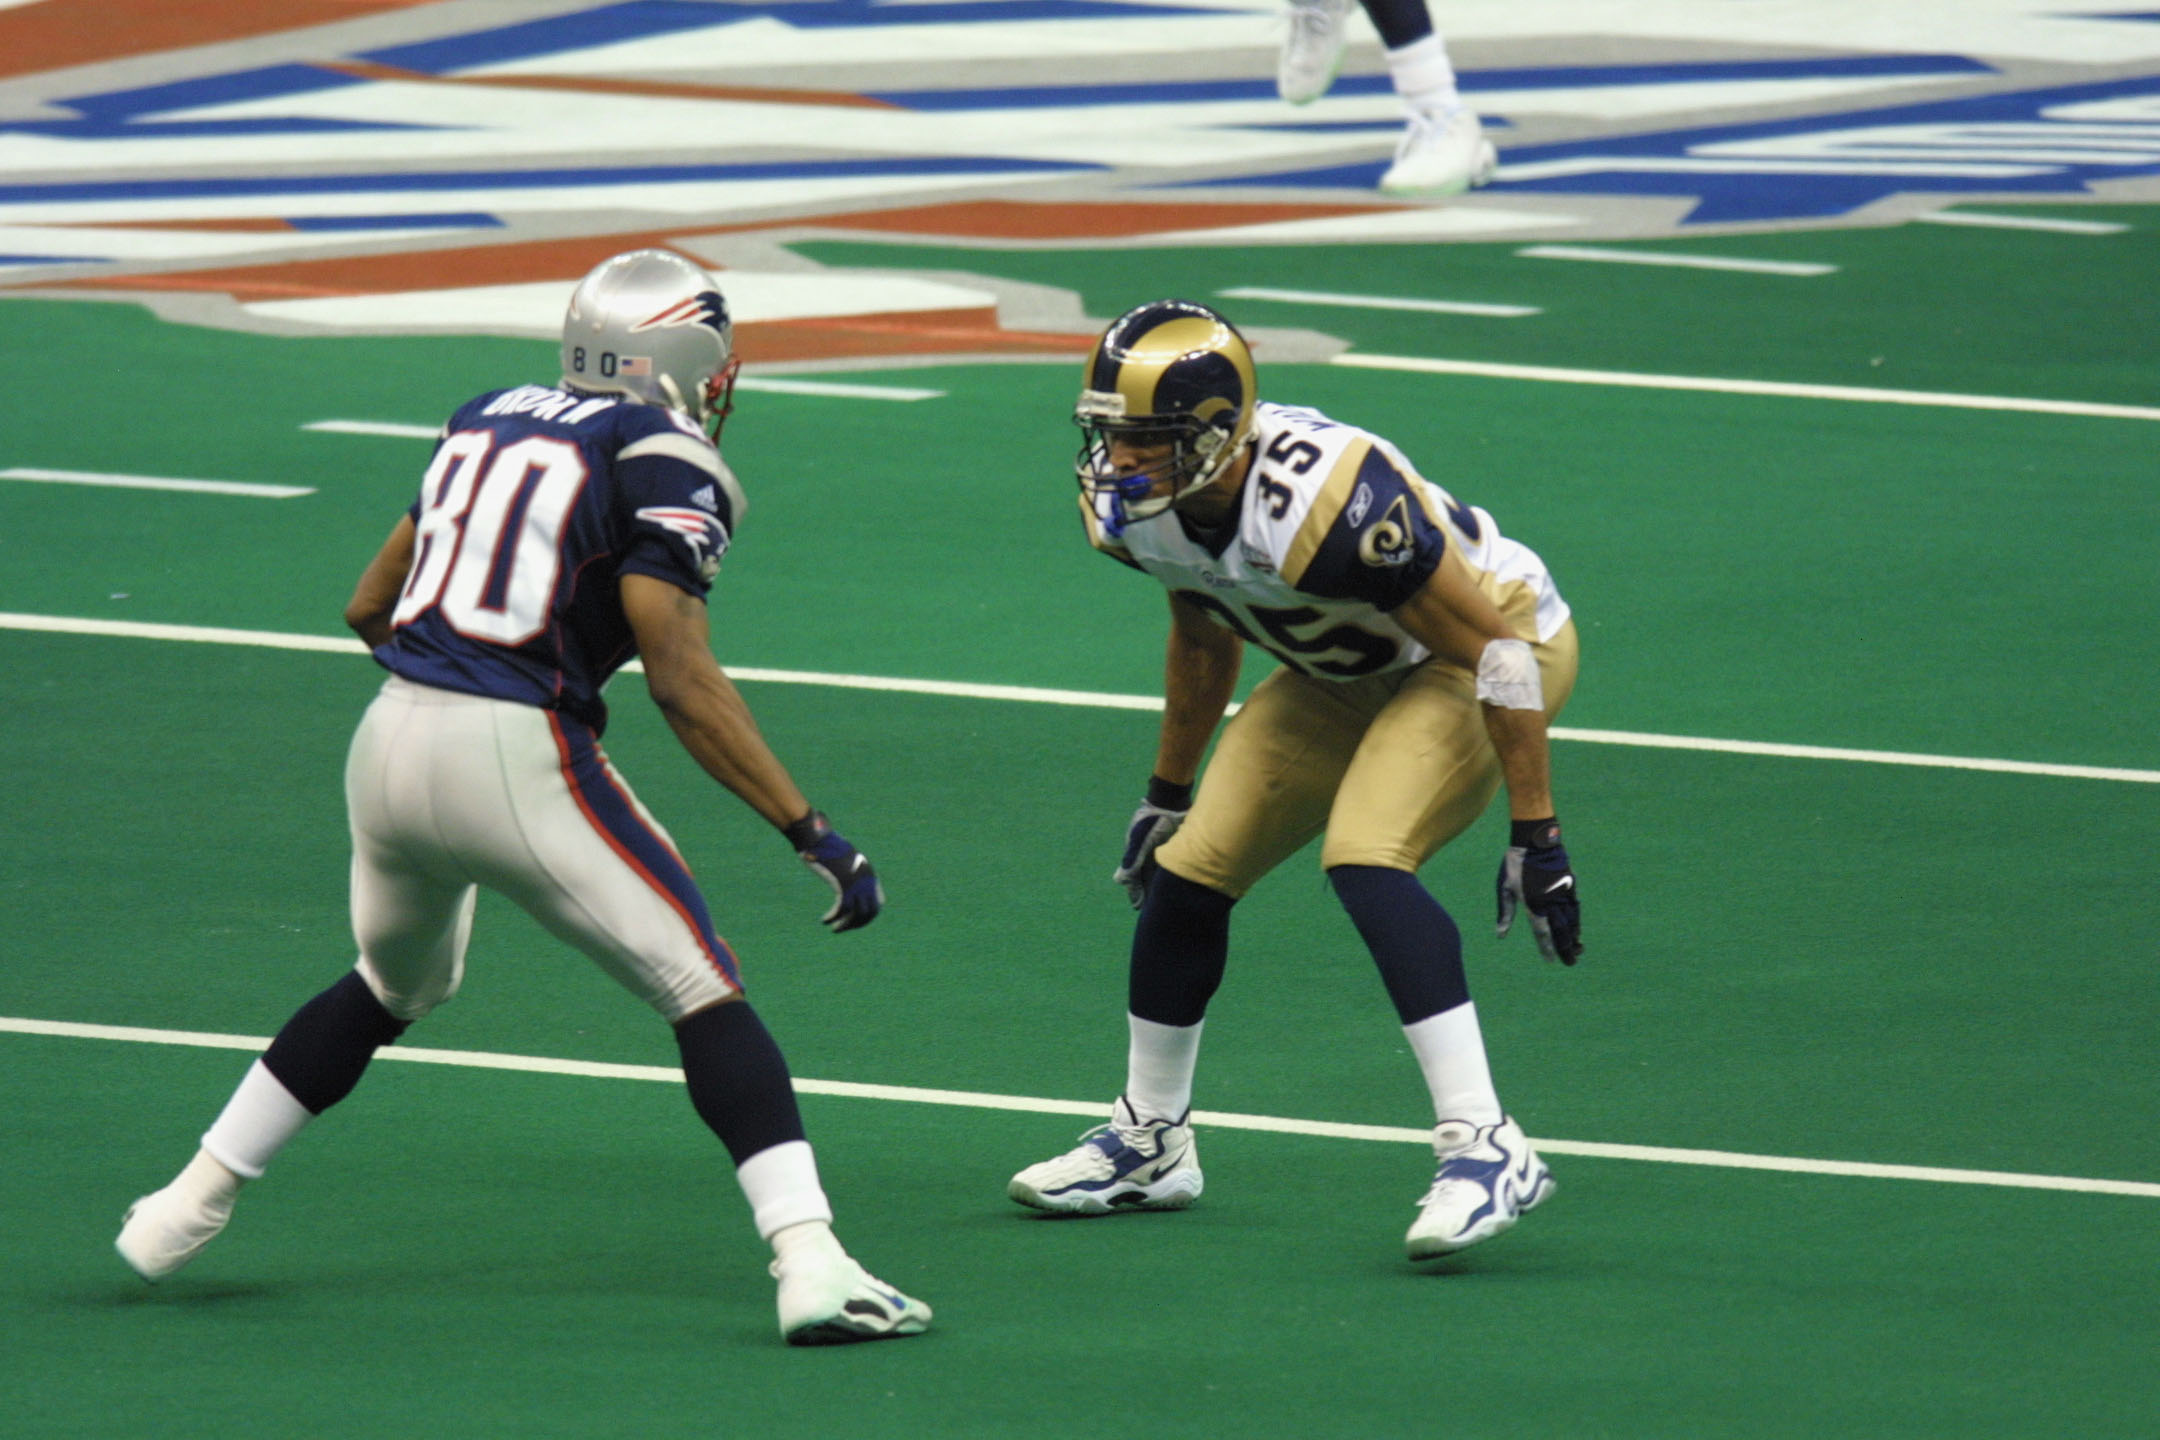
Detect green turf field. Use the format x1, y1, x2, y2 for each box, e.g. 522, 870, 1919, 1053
3, 215, 2156, 1437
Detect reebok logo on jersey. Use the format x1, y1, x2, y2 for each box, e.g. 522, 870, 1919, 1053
1346, 481, 1375, 528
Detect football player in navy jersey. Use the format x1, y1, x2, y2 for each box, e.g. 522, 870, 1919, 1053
1276, 0, 1496, 196
115, 250, 928, 1346
1010, 300, 1582, 1261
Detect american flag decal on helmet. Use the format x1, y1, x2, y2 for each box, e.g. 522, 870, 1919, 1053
636, 505, 729, 566
632, 290, 730, 336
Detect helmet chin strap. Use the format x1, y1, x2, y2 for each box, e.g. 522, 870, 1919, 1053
657, 373, 693, 419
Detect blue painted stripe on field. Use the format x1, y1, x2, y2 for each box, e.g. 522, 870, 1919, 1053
286, 212, 506, 231
0, 255, 105, 266
4, 118, 450, 139
0, 156, 1095, 206
866, 54, 1993, 111
55, 65, 364, 122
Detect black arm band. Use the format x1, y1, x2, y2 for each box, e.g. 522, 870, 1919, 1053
1146, 775, 1195, 811
783, 810, 830, 851
1510, 818, 1562, 850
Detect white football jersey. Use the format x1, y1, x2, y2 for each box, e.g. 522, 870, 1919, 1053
1079, 401, 1569, 680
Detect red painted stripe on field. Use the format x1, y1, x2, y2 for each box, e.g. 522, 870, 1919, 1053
0, 0, 442, 81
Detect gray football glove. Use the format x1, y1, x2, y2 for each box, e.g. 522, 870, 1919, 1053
1113, 777, 1193, 908
1496, 818, 1582, 965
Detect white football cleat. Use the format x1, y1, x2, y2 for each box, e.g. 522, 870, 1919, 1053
115, 1157, 239, 1282
1277, 0, 1355, 104
772, 1236, 931, 1346
1009, 1096, 1202, 1215
1405, 1115, 1553, 1258
1379, 106, 1499, 197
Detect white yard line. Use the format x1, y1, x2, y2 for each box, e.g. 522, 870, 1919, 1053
5, 1015, 2153, 1199
0, 467, 314, 498
1517, 244, 1837, 276
1217, 286, 1541, 318
2, 611, 2154, 782
303, 420, 440, 439
734, 377, 945, 401
1912, 210, 2128, 235
1330, 352, 2160, 423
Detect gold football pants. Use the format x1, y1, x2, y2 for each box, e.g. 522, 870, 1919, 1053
1157, 620, 1578, 897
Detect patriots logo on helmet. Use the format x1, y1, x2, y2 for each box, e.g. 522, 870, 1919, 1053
631, 290, 730, 338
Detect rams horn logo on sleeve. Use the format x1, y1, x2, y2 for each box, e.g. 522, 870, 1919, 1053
1357, 495, 1415, 567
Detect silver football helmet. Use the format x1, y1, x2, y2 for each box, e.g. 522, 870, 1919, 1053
561, 249, 741, 439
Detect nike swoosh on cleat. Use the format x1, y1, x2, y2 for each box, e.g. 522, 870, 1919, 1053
1546, 876, 1574, 891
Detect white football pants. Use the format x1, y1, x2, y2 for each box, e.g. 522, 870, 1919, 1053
343, 676, 742, 1024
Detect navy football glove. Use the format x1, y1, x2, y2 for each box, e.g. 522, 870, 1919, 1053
1113, 776, 1193, 909
784, 811, 884, 933
1496, 818, 1582, 965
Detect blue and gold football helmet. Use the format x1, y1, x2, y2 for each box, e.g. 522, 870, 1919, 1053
1074, 299, 1257, 535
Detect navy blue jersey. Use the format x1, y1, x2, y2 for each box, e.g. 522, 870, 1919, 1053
380, 384, 746, 733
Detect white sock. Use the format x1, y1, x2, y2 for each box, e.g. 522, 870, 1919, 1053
172, 1147, 244, 1208
769, 1218, 846, 1267
200, 1060, 314, 1180
1404, 1001, 1503, 1126
1125, 1015, 1204, 1122
736, 1140, 834, 1242
1386, 34, 1461, 115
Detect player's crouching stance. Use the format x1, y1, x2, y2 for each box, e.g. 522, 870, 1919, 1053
1009, 301, 1582, 1261
115, 250, 928, 1346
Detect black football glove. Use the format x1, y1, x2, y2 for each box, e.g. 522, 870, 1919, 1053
1113, 776, 1192, 908
784, 811, 884, 933
1496, 818, 1582, 965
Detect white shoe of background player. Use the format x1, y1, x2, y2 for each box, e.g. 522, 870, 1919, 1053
1380, 105, 1500, 197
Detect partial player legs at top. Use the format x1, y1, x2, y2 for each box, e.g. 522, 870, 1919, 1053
1277, 0, 1498, 196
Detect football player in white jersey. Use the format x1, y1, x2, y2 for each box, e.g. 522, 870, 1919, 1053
1010, 299, 1582, 1260
114, 250, 929, 1346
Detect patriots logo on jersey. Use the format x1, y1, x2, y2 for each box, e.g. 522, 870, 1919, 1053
636, 505, 729, 580
631, 290, 730, 339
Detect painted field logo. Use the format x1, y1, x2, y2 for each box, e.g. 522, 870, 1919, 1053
1495, 76, 2160, 222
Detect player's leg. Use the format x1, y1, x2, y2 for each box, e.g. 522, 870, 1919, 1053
1278, 0, 1356, 104
486, 707, 925, 1343
1324, 625, 1577, 1256
1356, 0, 1498, 196
1010, 670, 1380, 1214
117, 683, 476, 1281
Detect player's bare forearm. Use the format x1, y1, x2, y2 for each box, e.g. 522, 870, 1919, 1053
344, 515, 416, 648
1483, 704, 1557, 820
622, 574, 812, 831
1155, 592, 1242, 786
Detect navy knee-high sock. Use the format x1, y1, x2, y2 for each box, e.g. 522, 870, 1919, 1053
675, 1000, 809, 1166
1129, 869, 1236, 1028
1359, 0, 1433, 51
1327, 865, 1469, 1024
261, 971, 409, 1115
